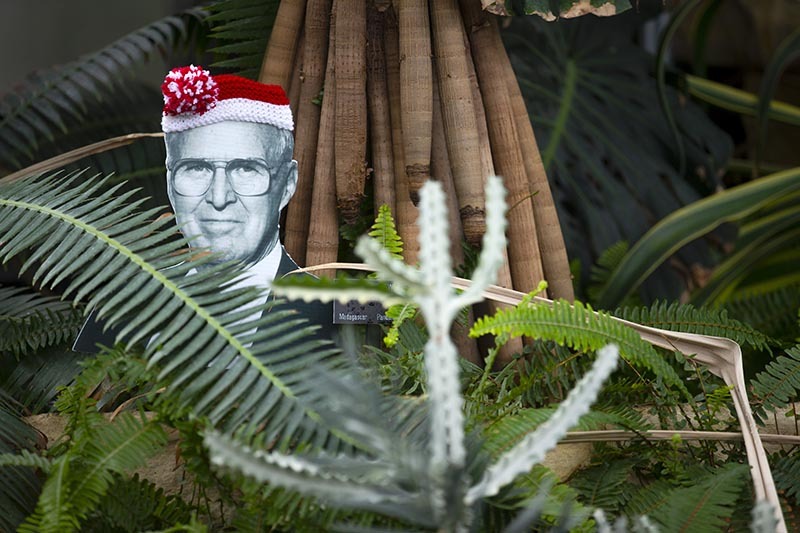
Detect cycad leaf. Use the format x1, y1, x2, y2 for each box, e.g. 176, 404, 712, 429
0, 172, 348, 452
0, 9, 206, 172
471, 299, 689, 396
0, 285, 84, 357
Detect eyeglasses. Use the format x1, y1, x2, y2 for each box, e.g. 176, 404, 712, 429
169, 158, 273, 197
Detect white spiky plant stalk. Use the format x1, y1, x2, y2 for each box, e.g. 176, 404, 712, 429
465, 343, 619, 504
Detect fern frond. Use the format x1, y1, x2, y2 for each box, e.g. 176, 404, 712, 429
382, 303, 418, 348
0, 172, 349, 450
722, 284, 800, 344
626, 464, 749, 532
569, 460, 635, 512
20, 413, 167, 533
751, 345, 800, 414
84, 473, 194, 532
587, 241, 631, 305
471, 299, 690, 397
773, 450, 800, 501
0, 449, 52, 472
369, 204, 403, 259
0, 9, 206, 171
208, 0, 280, 79
0, 285, 84, 357
615, 301, 771, 353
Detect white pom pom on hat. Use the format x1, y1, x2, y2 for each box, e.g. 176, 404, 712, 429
160, 65, 293, 133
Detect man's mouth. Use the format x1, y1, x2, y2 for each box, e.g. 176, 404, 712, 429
199, 218, 242, 232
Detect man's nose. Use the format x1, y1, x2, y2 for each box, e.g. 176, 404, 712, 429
205, 167, 237, 209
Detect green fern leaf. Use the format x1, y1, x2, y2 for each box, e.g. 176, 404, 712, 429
773, 450, 800, 501
383, 303, 418, 348
615, 301, 772, 353
722, 285, 800, 343
587, 241, 633, 305
83, 473, 195, 532
570, 460, 636, 512
369, 204, 404, 259
629, 463, 749, 532
0, 285, 84, 357
20, 413, 167, 533
0, 449, 52, 472
470, 299, 690, 397
751, 345, 800, 414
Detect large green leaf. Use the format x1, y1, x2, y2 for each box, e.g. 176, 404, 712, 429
505, 12, 732, 301
597, 166, 800, 309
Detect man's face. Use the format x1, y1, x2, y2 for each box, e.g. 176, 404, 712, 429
166, 121, 297, 264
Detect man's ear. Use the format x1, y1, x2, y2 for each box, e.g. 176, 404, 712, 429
279, 159, 298, 210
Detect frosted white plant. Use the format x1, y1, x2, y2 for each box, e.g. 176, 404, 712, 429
205, 176, 621, 531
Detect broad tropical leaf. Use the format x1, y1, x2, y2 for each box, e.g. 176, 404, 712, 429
597, 167, 800, 309
505, 12, 731, 301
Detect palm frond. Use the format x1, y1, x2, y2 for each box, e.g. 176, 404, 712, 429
614, 301, 772, 353
751, 345, 800, 416
208, 0, 281, 79
0, 285, 84, 358
470, 299, 690, 397
505, 13, 731, 301
0, 9, 206, 172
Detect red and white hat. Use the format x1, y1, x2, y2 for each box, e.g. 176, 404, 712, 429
160, 65, 293, 133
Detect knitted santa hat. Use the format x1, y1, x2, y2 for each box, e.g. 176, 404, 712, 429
160, 65, 293, 133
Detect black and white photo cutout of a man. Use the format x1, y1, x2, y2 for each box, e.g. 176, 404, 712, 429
73, 65, 333, 352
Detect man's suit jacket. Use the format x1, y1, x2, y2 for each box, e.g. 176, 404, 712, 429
73, 250, 334, 353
